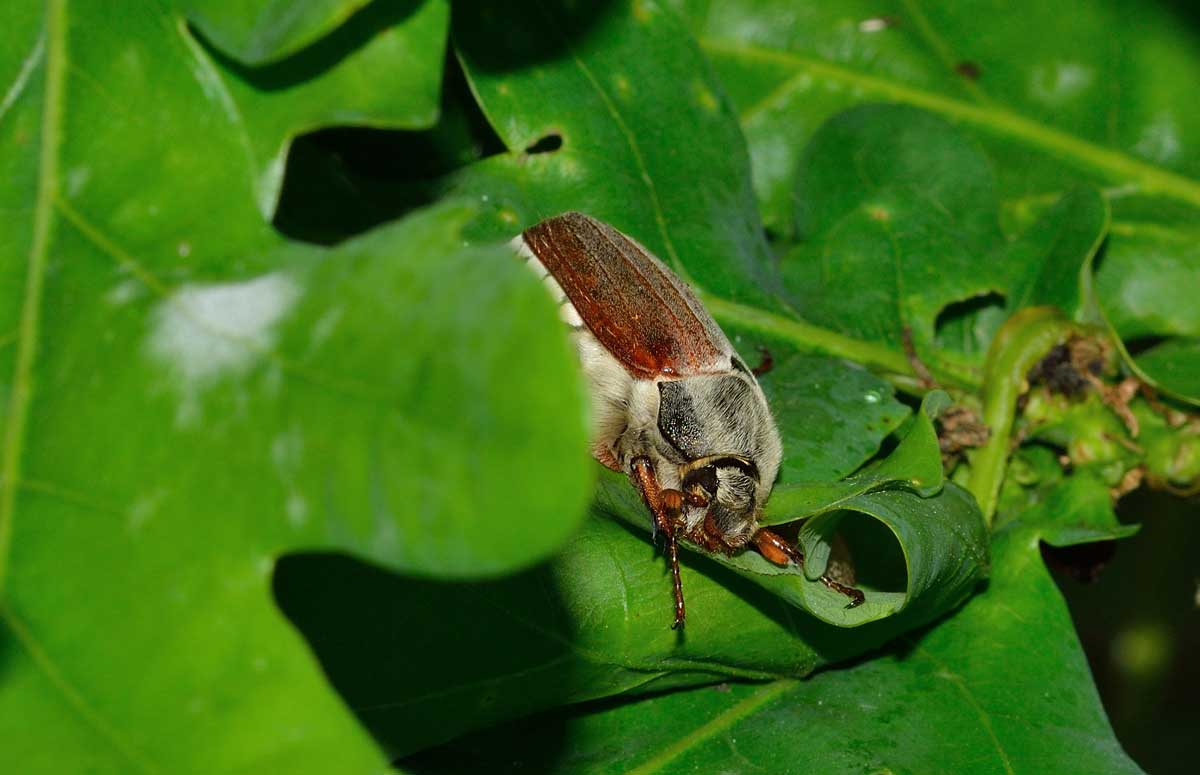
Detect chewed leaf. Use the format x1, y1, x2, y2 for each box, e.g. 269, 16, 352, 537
1006, 186, 1110, 317
595, 384, 986, 628
783, 105, 1004, 371
449, 0, 781, 309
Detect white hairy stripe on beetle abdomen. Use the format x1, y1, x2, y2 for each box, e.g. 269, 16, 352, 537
510, 235, 688, 499
512, 236, 585, 327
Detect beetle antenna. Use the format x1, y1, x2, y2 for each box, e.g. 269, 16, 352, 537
666, 529, 686, 629
631, 457, 689, 629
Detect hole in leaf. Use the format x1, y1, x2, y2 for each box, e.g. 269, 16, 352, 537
933, 291, 1007, 356
272, 53, 504, 245
524, 133, 563, 154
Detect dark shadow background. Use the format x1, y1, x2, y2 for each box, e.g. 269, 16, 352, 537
1051, 488, 1200, 775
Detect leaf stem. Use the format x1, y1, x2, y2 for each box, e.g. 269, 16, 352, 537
700, 293, 981, 391
966, 307, 1081, 525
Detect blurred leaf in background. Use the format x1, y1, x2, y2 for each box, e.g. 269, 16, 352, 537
1, 1, 589, 771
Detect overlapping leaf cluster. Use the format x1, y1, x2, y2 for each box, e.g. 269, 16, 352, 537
4, 0, 1198, 773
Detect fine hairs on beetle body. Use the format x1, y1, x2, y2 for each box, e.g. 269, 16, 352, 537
513, 212, 865, 628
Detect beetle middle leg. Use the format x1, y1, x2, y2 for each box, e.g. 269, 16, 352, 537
753, 528, 866, 609
630, 457, 687, 629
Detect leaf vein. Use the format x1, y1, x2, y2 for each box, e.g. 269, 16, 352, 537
702, 38, 1200, 208
351, 654, 576, 714
538, 1, 690, 283
624, 680, 795, 775
908, 643, 1016, 775
0, 606, 160, 773
0, 35, 45, 126
898, 0, 990, 104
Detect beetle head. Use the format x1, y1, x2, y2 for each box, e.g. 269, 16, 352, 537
681, 455, 761, 547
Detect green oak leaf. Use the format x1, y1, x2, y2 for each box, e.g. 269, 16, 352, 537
674, 0, 1200, 400
277, 514, 836, 759
0, 199, 591, 772
784, 104, 1113, 382
1127, 340, 1200, 401
446, 0, 781, 309
183, 0, 374, 65
766, 389, 949, 522
756, 352, 910, 485
1092, 226, 1200, 404
1006, 186, 1110, 317
1019, 467, 1140, 547
0, 1, 589, 770
399, 496, 1143, 775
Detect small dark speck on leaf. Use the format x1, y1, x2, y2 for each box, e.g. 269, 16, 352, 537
956, 61, 982, 80
524, 133, 563, 154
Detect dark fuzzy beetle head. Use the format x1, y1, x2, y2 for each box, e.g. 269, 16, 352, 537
682, 455, 761, 546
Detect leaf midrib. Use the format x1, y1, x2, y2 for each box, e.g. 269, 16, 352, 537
534, 0, 692, 285
623, 680, 795, 775
0, 3, 63, 598
703, 38, 1200, 209
0, 3, 160, 771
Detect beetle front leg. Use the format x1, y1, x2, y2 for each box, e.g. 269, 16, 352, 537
630, 457, 686, 629
753, 528, 866, 609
